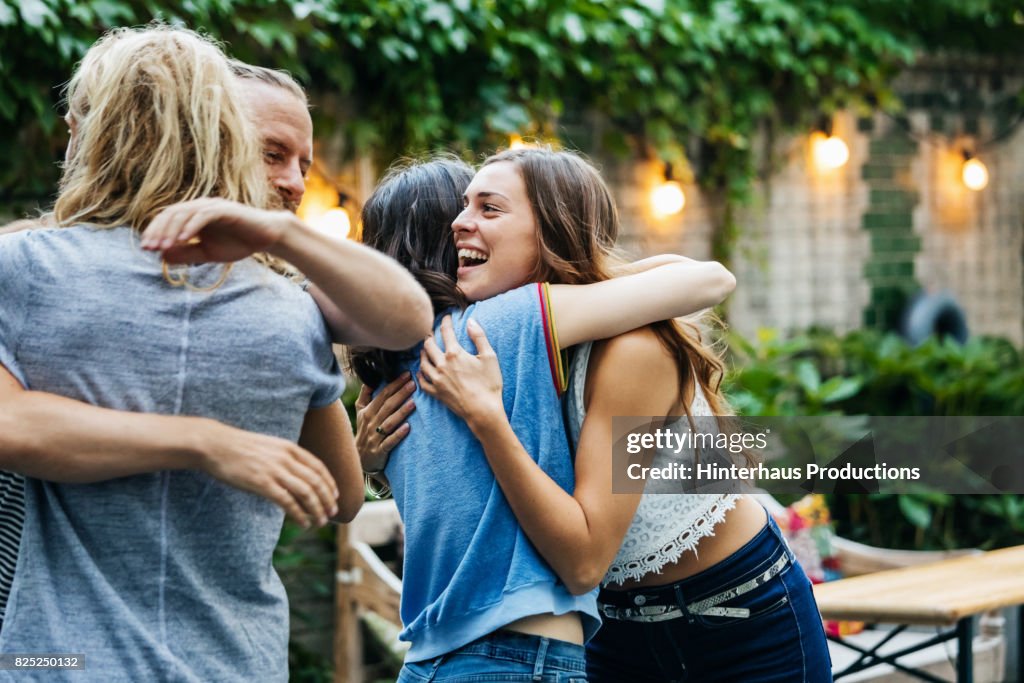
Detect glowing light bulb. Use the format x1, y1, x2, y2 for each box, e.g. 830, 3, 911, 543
510, 134, 527, 150
651, 180, 685, 217
812, 132, 849, 171
961, 158, 988, 191
311, 207, 351, 239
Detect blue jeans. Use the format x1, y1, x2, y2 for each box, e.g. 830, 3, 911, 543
587, 516, 832, 683
398, 630, 588, 682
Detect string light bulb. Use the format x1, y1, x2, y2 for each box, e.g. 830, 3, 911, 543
651, 162, 685, 218
298, 180, 352, 240
961, 152, 989, 191
311, 206, 351, 239
811, 131, 849, 171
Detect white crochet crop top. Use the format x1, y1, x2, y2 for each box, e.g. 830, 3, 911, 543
566, 341, 739, 586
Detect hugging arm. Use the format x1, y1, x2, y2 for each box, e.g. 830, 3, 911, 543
353, 374, 416, 477
0, 364, 342, 528
356, 255, 735, 475
421, 321, 677, 593
296, 401, 364, 523
417, 259, 734, 592
550, 255, 734, 348
141, 198, 434, 350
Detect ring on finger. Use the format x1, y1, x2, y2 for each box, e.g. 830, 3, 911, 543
375, 425, 388, 436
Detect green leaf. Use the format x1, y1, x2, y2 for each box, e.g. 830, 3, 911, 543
637, 0, 665, 16
0, 3, 19, 26
17, 0, 55, 28
795, 360, 821, 394
423, 2, 455, 30
619, 7, 646, 31
898, 495, 932, 528
563, 13, 585, 44
819, 377, 863, 404
90, 1, 136, 27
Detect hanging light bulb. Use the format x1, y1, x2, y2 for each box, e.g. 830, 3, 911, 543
311, 206, 351, 239
811, 131, 850, 171
300, 185, 352, 239
961, 152, 988, 191
297, 169, 355, 239
651, 162, 685, 218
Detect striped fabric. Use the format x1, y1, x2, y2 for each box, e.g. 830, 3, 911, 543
0, 470, 23, 628
537, 282, 568, 395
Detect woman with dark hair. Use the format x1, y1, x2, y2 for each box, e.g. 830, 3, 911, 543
348, 157, 471, 389
411, 148, 833, 682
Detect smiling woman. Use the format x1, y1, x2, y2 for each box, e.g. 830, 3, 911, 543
453, 162, 542, 301
413, 148, 833, 683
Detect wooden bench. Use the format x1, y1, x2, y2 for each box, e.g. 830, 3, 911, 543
334, 500, 404, 683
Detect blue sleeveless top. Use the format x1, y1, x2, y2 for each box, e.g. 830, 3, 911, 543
385, 283, 600, 662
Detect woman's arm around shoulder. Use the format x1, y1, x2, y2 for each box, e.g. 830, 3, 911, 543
419, 319, 678, 594
549, 258, 735, 349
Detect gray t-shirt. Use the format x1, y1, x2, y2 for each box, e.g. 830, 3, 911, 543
0, 226, 344, 682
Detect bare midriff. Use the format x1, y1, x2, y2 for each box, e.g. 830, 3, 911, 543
502, 612, 584, 644
603, 495, 769, 592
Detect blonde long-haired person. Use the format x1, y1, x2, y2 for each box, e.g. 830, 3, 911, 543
0, 27, 429, 681
369, 148, 832, 682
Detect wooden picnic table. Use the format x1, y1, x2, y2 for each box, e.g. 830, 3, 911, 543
813, 544, 1024, 682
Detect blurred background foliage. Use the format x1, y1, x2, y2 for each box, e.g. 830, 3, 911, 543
724, 329, 1024, 551
2, 0, 1022, 218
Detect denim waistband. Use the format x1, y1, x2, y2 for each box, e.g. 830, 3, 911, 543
598, 513, 792, 610
455, 630, 586, 672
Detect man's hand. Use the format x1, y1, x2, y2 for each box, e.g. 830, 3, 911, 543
141, 198, 293, 264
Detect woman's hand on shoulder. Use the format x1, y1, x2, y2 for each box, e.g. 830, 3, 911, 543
418, 315, 504, 429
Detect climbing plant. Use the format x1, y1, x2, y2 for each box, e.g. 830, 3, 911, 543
2, 0, 1021, 244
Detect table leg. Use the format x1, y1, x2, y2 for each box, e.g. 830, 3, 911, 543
1018, 605, 1023, 683
956, 616, 974, 683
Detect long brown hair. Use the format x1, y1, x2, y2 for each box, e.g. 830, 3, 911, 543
484, 147, 732, 419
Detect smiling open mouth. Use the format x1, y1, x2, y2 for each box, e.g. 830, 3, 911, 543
458, 248, 489, 268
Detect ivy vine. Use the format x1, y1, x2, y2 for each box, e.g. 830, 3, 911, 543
2, 0, 1021, 263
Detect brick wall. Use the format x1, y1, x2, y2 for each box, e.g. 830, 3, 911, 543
601, 60, 1024, 345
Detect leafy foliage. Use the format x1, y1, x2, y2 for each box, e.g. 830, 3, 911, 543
724, 328, 1024, 550
726, 327, 1024, 417
2, 0, 1021, 218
